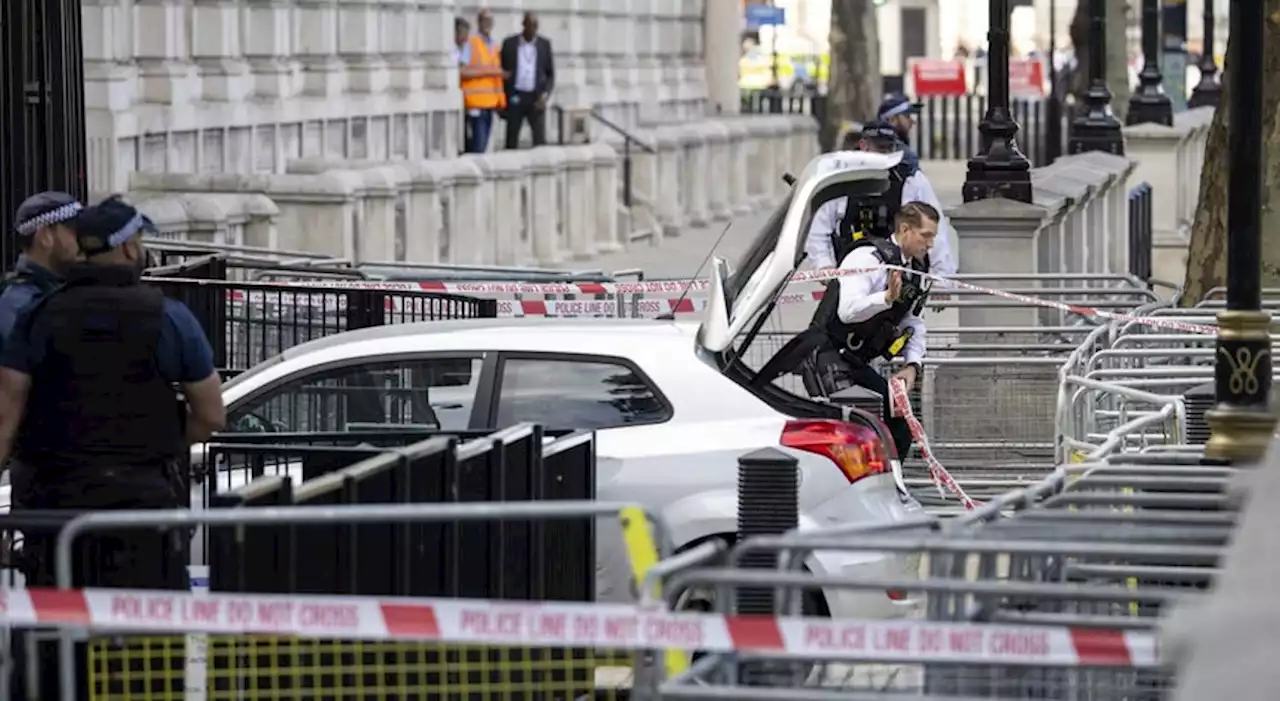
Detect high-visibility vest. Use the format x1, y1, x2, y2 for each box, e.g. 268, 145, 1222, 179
461, 34, 507, 110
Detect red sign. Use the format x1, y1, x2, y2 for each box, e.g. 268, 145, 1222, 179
909, 59, 968, 97
1008, 58, 1046, 97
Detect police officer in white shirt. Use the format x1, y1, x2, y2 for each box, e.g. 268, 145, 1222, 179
813, 202, 938, 458
805, 121, 957, 280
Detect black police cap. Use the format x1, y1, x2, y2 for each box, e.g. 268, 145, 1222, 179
74, 195, 156, 256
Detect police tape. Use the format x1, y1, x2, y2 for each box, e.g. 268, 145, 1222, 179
214, 268, 1218, 334
2, 586, 1158, 666
890, 377, 978, 510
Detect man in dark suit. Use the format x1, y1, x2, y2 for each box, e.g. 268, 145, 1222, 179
500, 11, 555, 149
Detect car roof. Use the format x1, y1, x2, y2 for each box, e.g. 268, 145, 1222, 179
222, 317, 709, 398
280, 317, 700, 357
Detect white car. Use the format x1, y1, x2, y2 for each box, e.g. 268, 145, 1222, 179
213, 150, 924, 621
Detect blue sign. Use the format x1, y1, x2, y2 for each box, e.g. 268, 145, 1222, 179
745, 5, 786, 28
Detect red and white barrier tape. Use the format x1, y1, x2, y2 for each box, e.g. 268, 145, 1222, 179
2, 587, 1156, 666
890, 377, 978, 510
214, 267, 1217, 333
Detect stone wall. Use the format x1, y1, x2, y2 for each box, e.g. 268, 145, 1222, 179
84, 0, 711, 198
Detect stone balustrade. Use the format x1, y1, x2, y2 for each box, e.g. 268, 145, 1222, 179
127, 114, 818, 267
83, 0, 712, 198
944, 109, 1213, 328
1123, 107, 1215, 289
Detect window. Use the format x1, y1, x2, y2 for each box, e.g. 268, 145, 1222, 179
227, 357, 482, 434
495, 358, 670, 431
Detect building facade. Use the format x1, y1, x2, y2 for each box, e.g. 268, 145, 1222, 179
82, 0, 715, 197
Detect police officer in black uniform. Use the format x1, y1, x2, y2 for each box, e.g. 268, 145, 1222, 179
0, 196, 226, 588
760, 202, 940, 459
0, 192, 84, 348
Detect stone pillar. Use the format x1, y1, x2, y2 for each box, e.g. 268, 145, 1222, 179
704, 0, 740, 115
743, 119, 774, 200
723, 119, 752, 214
355, 167, 404, 263
476, 152, 528, 266
338, 0, 390, 94
191, 0, 253, 102
266, 172, 362, 257
528, 148, 567, 265
563, 146, 597, 259
242, 194, 281, 249
1076, 151, 1137, 276
589, 142, 623, 254
406, 164, 445, 264
133, 0, 202, 106
384, 0, 425, 92
946, 198, 1052, 328
444, 159, 488, 264
240, 0, 297, 99
82, 0, 134, 195
704, 121, 732, 221
295, 0, 348, 98
681, 124, 710, 227
654, 128, 685, 237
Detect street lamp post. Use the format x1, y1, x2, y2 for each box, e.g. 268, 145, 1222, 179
961, 0, 1032, 203
1127, 0, 1173, 125
1067, 0, 1125, 154
1188, 0, 1221, 109
1205, 0, 1276, 464
1045, 0, 1063, 162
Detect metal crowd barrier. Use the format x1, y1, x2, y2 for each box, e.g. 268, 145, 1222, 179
654, 453, 1230, 699
1055, 289, 1280, 462
8, 425, 656, 700
740, 273, 1167, 507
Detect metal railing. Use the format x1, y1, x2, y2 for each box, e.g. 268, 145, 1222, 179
1128, 182, 1155, 282
740, 90, 1074, 165
143, 254, 497, 376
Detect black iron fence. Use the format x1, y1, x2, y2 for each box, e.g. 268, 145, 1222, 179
10, 424, 609, 699
1128, 181, 1155, 282
0, 0, 89, 273
144, 254, 497, 376
742, 89, 1078, 167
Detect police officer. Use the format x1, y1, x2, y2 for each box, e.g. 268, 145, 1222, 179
762, 202, 939, 459
0, 192, 84, 347
0, 195, 226, 588
877, 93, 921, 149
805, 120, 956, 280
817, 201, 937, 457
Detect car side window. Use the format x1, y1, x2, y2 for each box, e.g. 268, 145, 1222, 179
227, 357, 482, 433
495, 357, 669, 430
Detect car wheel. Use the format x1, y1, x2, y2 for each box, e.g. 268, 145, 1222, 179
670, 539, 829, 675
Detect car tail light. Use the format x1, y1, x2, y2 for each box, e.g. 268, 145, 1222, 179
780, 419, 889, 485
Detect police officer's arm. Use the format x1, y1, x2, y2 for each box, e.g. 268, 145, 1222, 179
835, 247, 893, 324
0, 310, 38, 469
804, 199, 841, 270
902, 172, 958, 278
158, 301, 226, 442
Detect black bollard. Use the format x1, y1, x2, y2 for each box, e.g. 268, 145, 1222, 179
735, 447, 800, 615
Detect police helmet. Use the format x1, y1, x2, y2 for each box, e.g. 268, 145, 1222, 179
13, 191, 83, 239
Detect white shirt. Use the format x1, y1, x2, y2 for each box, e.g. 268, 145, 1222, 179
835, 237, 928, 365
805, 170, 958, 279
515, 37, 538, 92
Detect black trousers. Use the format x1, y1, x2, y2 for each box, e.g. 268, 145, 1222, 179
9, 463, 188, 700
813, 351, 913, 460
504, 91, 547, 149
